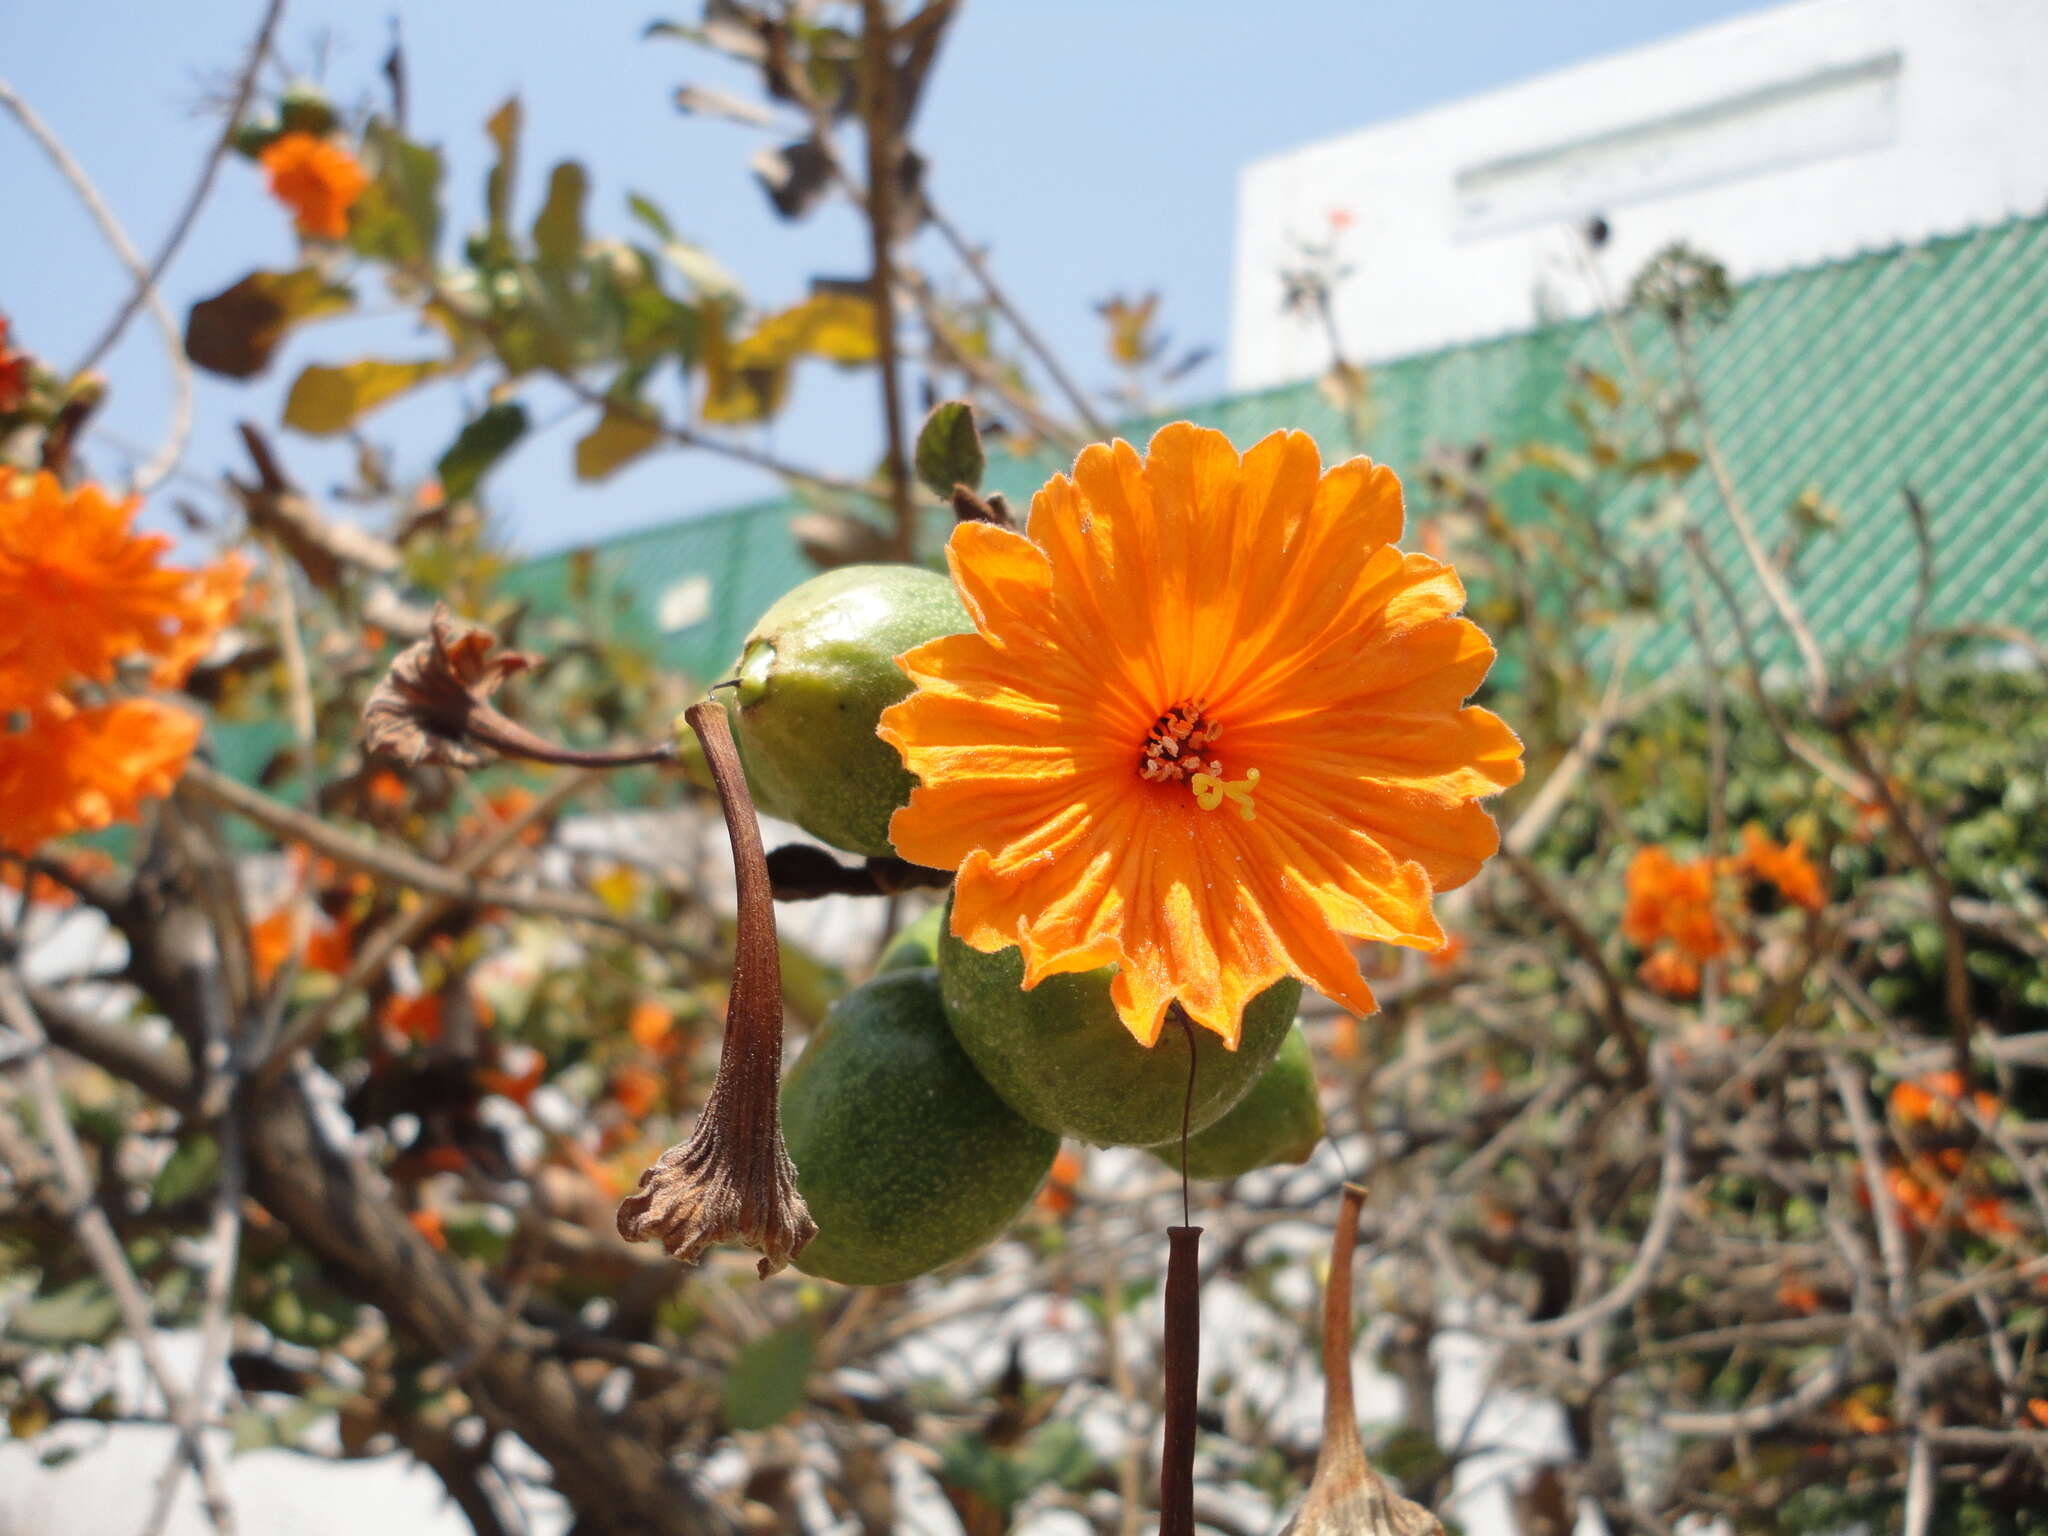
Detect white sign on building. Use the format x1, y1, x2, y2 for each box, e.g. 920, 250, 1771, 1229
1229, 0, 2048, 390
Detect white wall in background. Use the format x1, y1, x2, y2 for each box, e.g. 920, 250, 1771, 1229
1230, 0, 2048, 388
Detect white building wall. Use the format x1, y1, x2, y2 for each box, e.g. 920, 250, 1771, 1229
1229, 0, 2048, 390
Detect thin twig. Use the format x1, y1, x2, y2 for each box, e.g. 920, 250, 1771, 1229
75, 0, 288, 376
859, 0, 916, 556
179, 760, 707, 959
924, 199, 1112, 439
0, 76, 192, 493
0, 973, 235, 1532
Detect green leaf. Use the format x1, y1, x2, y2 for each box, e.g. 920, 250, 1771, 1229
484, 96, 523, 254
533, 161, 589, 270
436, 401, 529, 501
914, 400, 984, 497
573, 406, 662, 481
151, 1134, 220, 1207
350, 120, 443, 267
11, 1279, 120, 1345
284, 358, 442, 436
185, 268, 353, 379
721, 1324, 814, 1430
626, 191, 676, 242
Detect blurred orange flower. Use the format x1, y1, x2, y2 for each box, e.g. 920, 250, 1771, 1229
880, 424, 1522, 1046
611, 1064, 663, 1120
1037, 1148, 1083, 1217
407, 1208, 448, 1250
1622, 846, 1732, 962
0, 473, 240, 701
260, 131, 368, 240
1740, 824, 1825, 911
381, 991, 445, 1044
0, 698, 200, 854
1890, 1070, 2000, 1129
1637, 946, 1702, 999
627, 999, 676, 1053
1426, 932, 1467, 974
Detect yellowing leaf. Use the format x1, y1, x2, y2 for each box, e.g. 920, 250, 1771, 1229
732, 292, 879, 369
574, 407, 662, 481
283, 359, 442, 436
1630, 448, 1703, 478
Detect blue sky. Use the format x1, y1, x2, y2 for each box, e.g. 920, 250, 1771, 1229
2, 0, 1777, 553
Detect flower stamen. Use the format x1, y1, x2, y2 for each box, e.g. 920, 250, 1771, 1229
1139, 699, 1224, 783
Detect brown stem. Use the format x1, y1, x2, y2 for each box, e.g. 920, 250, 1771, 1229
1158, 1225, 1203, 1536
860, 0, 915, 557
462, 704, 675, 769
763, 843, 953, 900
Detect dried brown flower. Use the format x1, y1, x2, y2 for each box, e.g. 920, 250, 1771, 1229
1282, 1185, 1446, 1536
361, 607, 672, 771
616, 699, 816, 1277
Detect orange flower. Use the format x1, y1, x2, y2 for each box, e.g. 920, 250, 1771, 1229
380, 991, 444, 1044
259, 132, 368, 241
148, 554, 248, 689
880, 425, 1523, 1046
1037, 1147, 1083, 1217
627, 999, 676, 1053
1741, 824, 1825, 911
407, 1208, 448, 1251
1777, 1275, 1822, 1314
303, 917, 353, 975
1637, 946, 1701, 999
611, 1064, 663, 1120
1964, 1196, 2019, 1240
1425, 932, 1467, 974
249, 905, 294, 985
0, 474, 204, 701
366, 769, 409, 808
1622, 846, 1732, 962
1891, 1071, 2000, 1129
0, 698, 201, 854
477, 1053, 546, 1108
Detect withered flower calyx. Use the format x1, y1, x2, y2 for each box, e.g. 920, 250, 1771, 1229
615, 699, 817, 1278
361, 607, 673, 771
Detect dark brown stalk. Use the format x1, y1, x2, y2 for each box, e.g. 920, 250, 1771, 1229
1158, 1225, 1203, 1536
859, 0, 916, 557
616, 701, 816, 1276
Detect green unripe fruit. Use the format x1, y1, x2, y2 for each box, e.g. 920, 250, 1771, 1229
875, 905, 945, 974
727, 565, 969, 858
1146, 1025, 1322, 1179
936, 908, 1301, 1148
783, 969, 1057, 1286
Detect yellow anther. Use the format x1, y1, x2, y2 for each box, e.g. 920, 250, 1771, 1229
1190, 767, 1259, 821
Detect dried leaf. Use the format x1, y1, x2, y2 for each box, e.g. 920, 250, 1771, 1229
186, 268, 353, 379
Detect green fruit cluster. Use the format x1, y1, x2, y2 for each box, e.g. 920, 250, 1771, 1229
723, 562, 1326, 1286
